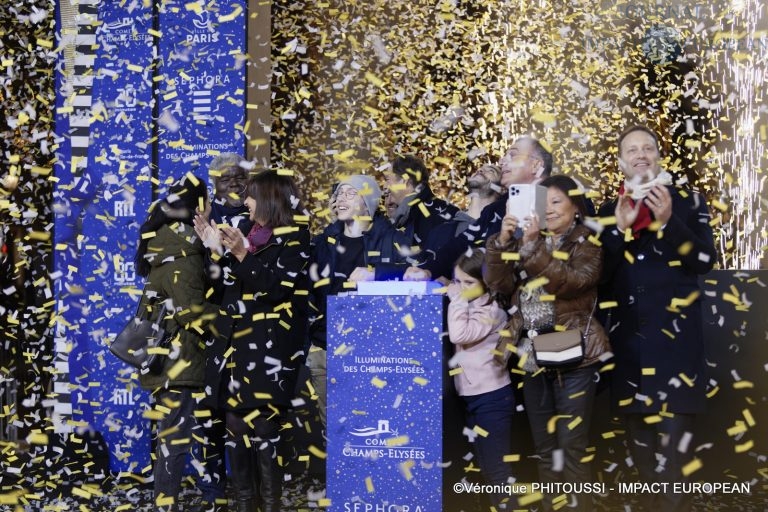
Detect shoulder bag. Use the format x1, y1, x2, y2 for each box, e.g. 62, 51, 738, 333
110, 300, 172, 375
532, 298, 597, 369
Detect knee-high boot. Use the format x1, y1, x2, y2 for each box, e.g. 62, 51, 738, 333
227, 441, 259, 512
256, 446, 282, 512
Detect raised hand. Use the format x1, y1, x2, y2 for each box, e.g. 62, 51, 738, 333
221, 225, 247, 261
522, 213, 540, 244
498, 214, 520, 246
615, 193, 642, 232
645, 185, 672, 225
194, 214, 223, 255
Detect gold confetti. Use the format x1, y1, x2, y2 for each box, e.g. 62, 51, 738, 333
682, 458, 703, 477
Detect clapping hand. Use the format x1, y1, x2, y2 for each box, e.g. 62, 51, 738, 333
221, 226, 248, 261
644, 185, 672, 225
193, 214, 223, 255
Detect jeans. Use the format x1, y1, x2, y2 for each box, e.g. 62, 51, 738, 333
153, 387, 197, 509
307, 346, 327, 429
625, 413, 696, 512
524, 366, 598, 512
462, 384, 515, 509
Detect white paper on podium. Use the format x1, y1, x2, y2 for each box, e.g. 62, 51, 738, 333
355, 280, 443, 296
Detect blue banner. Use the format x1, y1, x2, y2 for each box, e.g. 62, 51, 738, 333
156, 1, 246, 183
327, 294, 444, 512
54, 0, 247, 474
54, 1, 156, 474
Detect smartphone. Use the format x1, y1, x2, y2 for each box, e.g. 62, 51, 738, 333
507, 184, 547, 228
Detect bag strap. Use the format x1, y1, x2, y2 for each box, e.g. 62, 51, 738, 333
138, 294, 169, 324
583, 297, 598, 336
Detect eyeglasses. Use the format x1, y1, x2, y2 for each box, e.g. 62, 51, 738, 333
336, 187, 359, 199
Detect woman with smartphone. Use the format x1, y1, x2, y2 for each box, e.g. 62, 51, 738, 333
484, 175, 610, 512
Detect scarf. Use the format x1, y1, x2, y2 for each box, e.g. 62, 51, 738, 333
246, 223, 273, 253
210, 202, 249, 228
618, 183, 652, 238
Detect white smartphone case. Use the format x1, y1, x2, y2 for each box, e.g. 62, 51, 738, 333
507, 184, 548, 228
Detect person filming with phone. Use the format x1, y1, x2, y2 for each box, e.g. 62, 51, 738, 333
484, 174, 610, 512
407, 136, 554, 282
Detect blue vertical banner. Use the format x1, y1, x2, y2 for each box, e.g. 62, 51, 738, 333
54, 0, 156, 474
327, 294, 444, 512
54, 0, 247, 474
156, 1, 247, 183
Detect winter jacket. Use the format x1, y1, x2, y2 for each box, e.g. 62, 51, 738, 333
427, 194, 508, 281
484, 223, 610, 369
599, 185, 716, 414
447, 292, 510, 396
391, 185, 460, 278
308, 214, 409, 350
138, 223, 218, 391
206, 225, 310, 410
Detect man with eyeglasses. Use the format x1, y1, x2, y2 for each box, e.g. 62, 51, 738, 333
307, 174, 409, 431
406, 136, 553, 282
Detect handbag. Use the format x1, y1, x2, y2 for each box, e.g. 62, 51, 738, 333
532, 328, 585, 368
110, 300, 171, 375
532, 298, 597, 369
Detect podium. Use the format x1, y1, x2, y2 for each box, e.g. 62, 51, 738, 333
326, 284, 444, 512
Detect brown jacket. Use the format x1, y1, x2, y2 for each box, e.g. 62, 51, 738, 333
484, 223, 610, 368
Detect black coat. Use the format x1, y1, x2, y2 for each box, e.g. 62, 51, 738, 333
308, 214, 409, 349
206, 226, 311, 411
599, 186, 716, 414
422, 194, 508, 280
391, 185, 460, 279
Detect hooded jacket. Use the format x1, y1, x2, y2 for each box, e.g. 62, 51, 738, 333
137, 223, 218, 390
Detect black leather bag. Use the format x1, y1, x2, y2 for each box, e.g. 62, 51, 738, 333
110, 301, 170, 374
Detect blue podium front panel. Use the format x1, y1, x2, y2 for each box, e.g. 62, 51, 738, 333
327, 294, 444, 512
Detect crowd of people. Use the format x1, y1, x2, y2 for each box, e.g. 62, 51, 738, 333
130, 124, 716, 512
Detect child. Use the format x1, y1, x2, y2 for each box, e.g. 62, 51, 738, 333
447, 249, 514, 508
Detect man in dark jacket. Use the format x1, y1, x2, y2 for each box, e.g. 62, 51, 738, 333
197, 152, 250, 512
599, 125, 717, 512
383, 155, 460, 280
307, 174, 409, 428
410, 136, 553, 281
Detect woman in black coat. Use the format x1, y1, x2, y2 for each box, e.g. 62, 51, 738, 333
196, 170, 310, 512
